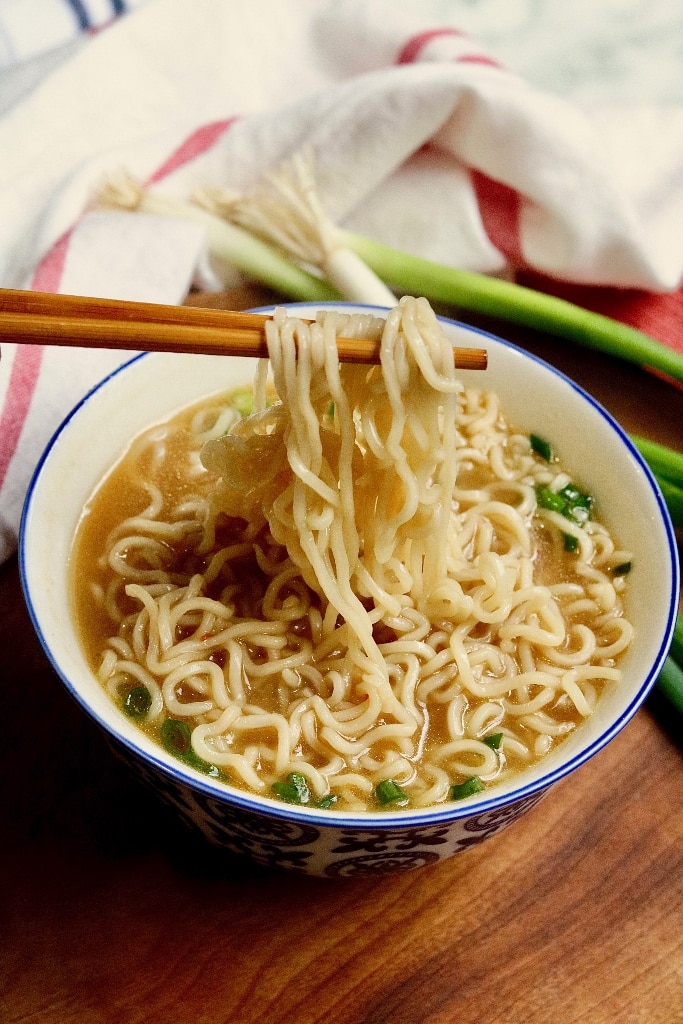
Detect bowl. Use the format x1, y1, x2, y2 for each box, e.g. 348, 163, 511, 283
19, 303, 679, 877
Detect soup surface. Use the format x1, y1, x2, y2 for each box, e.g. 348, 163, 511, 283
72, 376, 634, 813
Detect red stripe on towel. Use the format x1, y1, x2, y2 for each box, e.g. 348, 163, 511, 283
396, 27, 502, 68
146, 117, 237, 184
0, 229, 72, 490
471, 170, 524, 266
457, 54, 503, 68
31, 229, 73, 293
0, 117, 238, 495
0, 345, 44, 492
396, 28, 464, 64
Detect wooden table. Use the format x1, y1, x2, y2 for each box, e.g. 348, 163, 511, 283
2, 289, 682, 1023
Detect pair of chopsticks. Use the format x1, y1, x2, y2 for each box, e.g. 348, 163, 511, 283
0, 288, 488, 370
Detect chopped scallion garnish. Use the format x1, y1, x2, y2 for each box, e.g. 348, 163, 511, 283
161, 718, 192, 757
535, 482, 594, 530
483, 732, 503, 750
375, 779, 409, 807
613, 561, 632, 576
123, 685, 152, 718
272, 771, 311, 805
451, 776, 485, 800
530, 434, 554, 462
160, 718, 226, 778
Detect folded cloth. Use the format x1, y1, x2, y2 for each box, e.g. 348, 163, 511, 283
2, 0, 683, 564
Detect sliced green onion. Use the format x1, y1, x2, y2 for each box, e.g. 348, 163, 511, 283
530, 433, 554, 462
535, 482, 594, 528
272, 771, 311, 805
123, 685, 152, 718
316, 794, 340, 810
375, 779, 409, 806
160, 718, 226, 778
563, 532, 579, 553
613, 560, 632, 576
450, 776, 485, 800
483, 732, 503, 750
161, 718, 192, 757
535, 485, 566, 515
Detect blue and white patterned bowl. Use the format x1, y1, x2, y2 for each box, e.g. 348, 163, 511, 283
19, 304, 679, 876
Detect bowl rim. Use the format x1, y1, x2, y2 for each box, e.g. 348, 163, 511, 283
19, 304, 680, 829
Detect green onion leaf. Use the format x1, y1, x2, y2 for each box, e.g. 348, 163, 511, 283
483, 732, 503, 750
375, 779, 409, 806
123, 685, 152, 718
451, 776, 485, 800
651, 476, 683, 530
563, 533, 579, 553
272, 772, 311, 805
613, 560, 632, 576
656, 656, 683, 715
670, 614, 683, 668
316, 794, 340, 810
344, 230, 683, 385
530, 434, 554, 462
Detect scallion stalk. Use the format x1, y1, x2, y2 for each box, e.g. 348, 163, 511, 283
344, 231, 683, 384
97, 174, 339, 302
196, 153, 397, 307
631, 435, 683, 486
656, 655, 683, 715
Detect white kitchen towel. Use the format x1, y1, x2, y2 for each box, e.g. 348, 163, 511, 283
2, 0, 683, 563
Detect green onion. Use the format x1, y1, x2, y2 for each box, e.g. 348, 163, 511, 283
344, 231, 683, 384
535, 482, 593, 527
160, 718, 226, 779
375, 779, 409, 807
123, 685, 152, 718
535, 485, 567, 516
97, 173, 339, 303
272, 771, 311, 805
650, 477, 683, 529
197, 156, 396, 306
530, 433, 554, 462
630, 435, 683, 486
613, 560, 632, 576
161, 718, 192, 757
316, 794, 340, 810
656, 656, 683, 715
450, 776, 485, 800
483, 732, 503, 750
563, 533, 579, 553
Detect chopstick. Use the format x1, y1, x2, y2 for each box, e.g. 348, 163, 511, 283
0, 288, 488, 370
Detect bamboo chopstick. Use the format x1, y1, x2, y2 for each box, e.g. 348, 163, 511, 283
0, 288, 488, 370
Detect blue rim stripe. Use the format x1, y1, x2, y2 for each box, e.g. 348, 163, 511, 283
65, 0, 91, 30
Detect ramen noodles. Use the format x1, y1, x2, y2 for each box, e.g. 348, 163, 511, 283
71, 298, 634, 812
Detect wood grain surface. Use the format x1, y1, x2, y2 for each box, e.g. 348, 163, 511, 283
1, 287, 682, 1024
